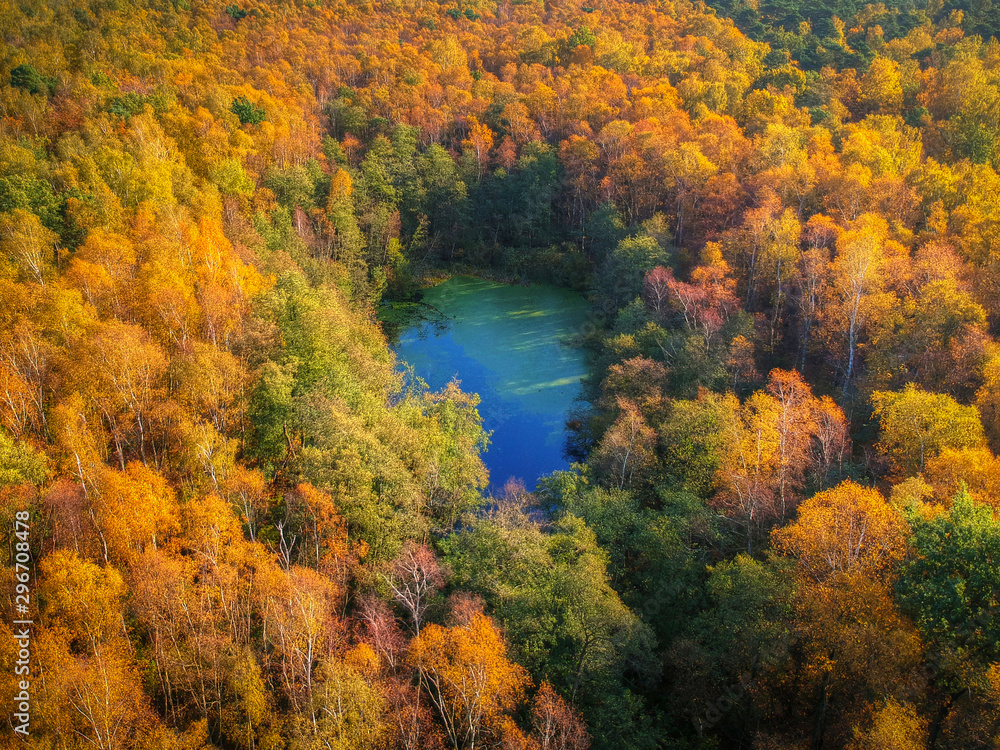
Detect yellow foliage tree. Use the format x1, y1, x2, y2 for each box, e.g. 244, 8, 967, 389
409, 612, 529, 750
772, 480, 908, 582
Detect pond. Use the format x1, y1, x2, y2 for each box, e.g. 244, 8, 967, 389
388, 276, 590, 492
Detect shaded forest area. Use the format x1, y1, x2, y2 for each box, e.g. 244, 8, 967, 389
2, 0, 1000, 747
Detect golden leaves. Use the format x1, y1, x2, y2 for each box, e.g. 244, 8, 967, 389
772, 480, 908, 581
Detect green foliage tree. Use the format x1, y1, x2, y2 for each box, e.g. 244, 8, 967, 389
0, 430, 47, 487
10, 63, 53, 96
231, 95, 266, 126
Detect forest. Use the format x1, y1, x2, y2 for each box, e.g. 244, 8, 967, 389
2, 0, 1000, 747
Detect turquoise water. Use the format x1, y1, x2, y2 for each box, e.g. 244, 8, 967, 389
390, 276, 590, 491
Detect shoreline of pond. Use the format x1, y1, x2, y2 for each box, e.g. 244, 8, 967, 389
379, 265, 584, 342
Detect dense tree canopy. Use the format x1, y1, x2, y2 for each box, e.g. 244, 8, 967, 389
3, 0, 1000, 747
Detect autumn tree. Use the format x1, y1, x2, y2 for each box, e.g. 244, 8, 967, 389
592, 398, 657, 491
0, 208, 57, 285
262, 566, 341, 722
385, 540, 446, 635
848, 699, 928, 750
767, 369, 817, 516
532, 682, 590, 750
822, 214, 893, 394
713, 391, 779, 550
409, 612, 529, 750
772, 481, 908, 582
642, 245, 740, 350
871, 384, 987, 476
72, 320, 168, 468
32, 550, 162, 749
774, 482, 919, 747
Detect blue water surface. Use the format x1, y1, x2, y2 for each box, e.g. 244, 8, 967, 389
391, 276, 590, 491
